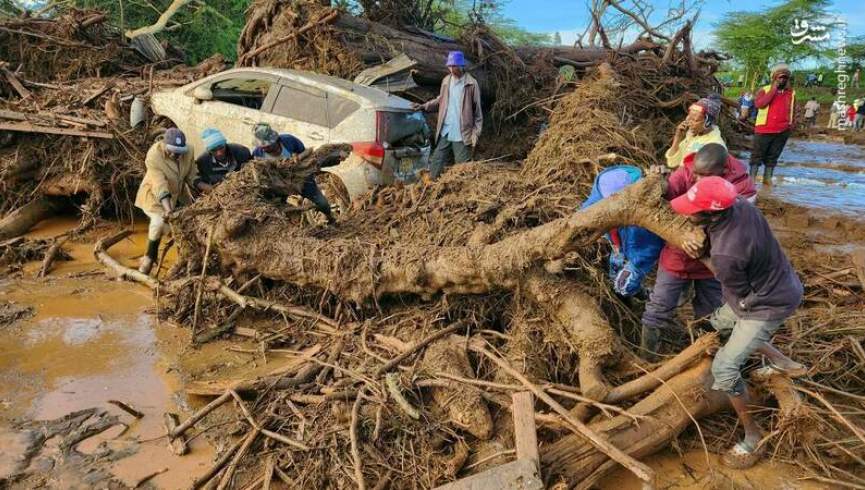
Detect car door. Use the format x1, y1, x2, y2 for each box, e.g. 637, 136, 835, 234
262, 78, 330, 147
184, 73, 280, 155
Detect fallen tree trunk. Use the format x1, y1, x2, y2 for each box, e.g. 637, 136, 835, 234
541, 357, 729, 484
0, 195, 66, 240
186, 165, 702, 303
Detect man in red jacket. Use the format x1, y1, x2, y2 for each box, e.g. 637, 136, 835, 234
749, 63, 795, 186
640, 144, 757, 360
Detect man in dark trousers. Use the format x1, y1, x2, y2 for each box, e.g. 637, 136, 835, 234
671, 176, 806, 470
196, 128, 251, 185
750, 63, 795, 186
413, 50, 483, 178
640, 144, 756, 360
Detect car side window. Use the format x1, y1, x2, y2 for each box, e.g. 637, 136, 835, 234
210, 77, 272, 110
270, 83, 328, 127
327, 95, 360, 128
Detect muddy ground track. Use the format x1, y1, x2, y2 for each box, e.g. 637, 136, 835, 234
2, 2, 865, 489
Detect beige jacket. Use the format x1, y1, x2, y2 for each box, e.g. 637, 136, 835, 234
135, 140, 199, 214
421, 73, 483, 146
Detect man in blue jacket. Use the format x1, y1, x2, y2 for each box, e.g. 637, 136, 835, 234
581, 165, 664, 298
252, 123, 335, 224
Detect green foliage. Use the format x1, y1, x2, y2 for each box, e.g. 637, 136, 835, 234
714, 0, 835, 89
68, 0, 250, 64
437, 0, 550, 45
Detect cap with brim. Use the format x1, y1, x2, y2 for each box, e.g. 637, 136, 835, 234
670, 176, 737, 215
163, 127, 188, 154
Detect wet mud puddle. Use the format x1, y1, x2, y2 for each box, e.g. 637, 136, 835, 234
0, 219, 212, 488
760, 139, 865, 216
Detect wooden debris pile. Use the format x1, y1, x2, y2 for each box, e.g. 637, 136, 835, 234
0, 9, 223, 244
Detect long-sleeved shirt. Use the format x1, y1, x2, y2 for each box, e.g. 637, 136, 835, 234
660, 153, 756, 280
664, 125, 726, 168
707, 199, 803, 321
420, 73, 483, 146
135, 141, 199, 214
195, 143, 251, 185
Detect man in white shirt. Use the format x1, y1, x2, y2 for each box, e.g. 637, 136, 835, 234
828, 99, 844, 129
803, 97, 820, 127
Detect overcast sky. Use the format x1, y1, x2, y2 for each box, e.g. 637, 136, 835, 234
502, 0, 865, 50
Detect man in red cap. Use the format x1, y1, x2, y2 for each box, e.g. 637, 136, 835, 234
750, 63, 795, 185
671, 176, 805, 469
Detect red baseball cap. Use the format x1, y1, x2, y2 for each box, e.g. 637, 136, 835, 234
670, 176, 737, 215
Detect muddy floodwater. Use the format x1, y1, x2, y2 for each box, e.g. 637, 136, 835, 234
748, 138, 865, 216
1, 138, 863, 489
0, 220, 213, 488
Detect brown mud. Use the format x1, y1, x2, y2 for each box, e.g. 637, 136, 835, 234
0, 218, 215, 489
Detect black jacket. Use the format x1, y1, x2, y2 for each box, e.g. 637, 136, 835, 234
708, 199, 803, 321
195, 143, 251, 185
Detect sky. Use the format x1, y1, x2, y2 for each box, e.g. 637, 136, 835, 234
502, 0, 865, 50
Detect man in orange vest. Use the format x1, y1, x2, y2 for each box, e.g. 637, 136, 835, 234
749, 63, 795, 186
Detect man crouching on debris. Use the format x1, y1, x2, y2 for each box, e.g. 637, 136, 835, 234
196, 128, 251, 185
135, 128, 212, 274
413, 50, 483, 178
641, 144, 756, 360
581, 165, 663, 298
671, 175, 806, 469
251, 123, 335, 224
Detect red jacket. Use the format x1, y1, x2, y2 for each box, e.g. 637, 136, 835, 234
848, 106, 857, 122
659, 153, 757, 279
754, 86, 794, 134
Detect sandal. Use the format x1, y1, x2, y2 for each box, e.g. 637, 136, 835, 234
721, 440, 765, 469
753, 361, 809, 380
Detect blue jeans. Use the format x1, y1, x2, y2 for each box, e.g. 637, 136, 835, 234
709, 304, 784, 395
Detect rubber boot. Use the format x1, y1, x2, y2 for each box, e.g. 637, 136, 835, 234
749, 163, 759, 180
138, 239, 160, 275
639, 325, 661, 362
763, 166, 775, 186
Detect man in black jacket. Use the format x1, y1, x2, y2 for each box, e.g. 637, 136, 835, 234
672, 176, 806, 470
196, 128, 251, 185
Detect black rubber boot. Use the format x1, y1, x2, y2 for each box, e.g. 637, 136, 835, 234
763, 166, 775, 186
639, 325, 661, 362
749, 163, 760, 180
139, 239, 160, 275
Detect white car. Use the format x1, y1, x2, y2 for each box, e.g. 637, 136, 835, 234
150, 67, 432, 208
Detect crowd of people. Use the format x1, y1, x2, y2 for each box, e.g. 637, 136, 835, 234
587, 62, 805, 469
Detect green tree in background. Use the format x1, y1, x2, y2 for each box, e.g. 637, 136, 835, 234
714, 0, 836, 90
69, 0, 250, 64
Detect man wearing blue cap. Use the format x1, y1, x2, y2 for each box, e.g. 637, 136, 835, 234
581, 165, 664, 299
196, 128, 251, 185
413, 50, 483, 178
135, 128, 211, 274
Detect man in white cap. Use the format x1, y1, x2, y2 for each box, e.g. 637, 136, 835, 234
135, 128, 212, 274
750, 63, 795, 186
413, 50, 483, 178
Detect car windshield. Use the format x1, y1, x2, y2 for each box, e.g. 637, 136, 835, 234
379, 111, 430, 146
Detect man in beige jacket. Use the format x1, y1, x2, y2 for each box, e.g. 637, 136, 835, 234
135, 128, 211, 274
414, 51, 483, 178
